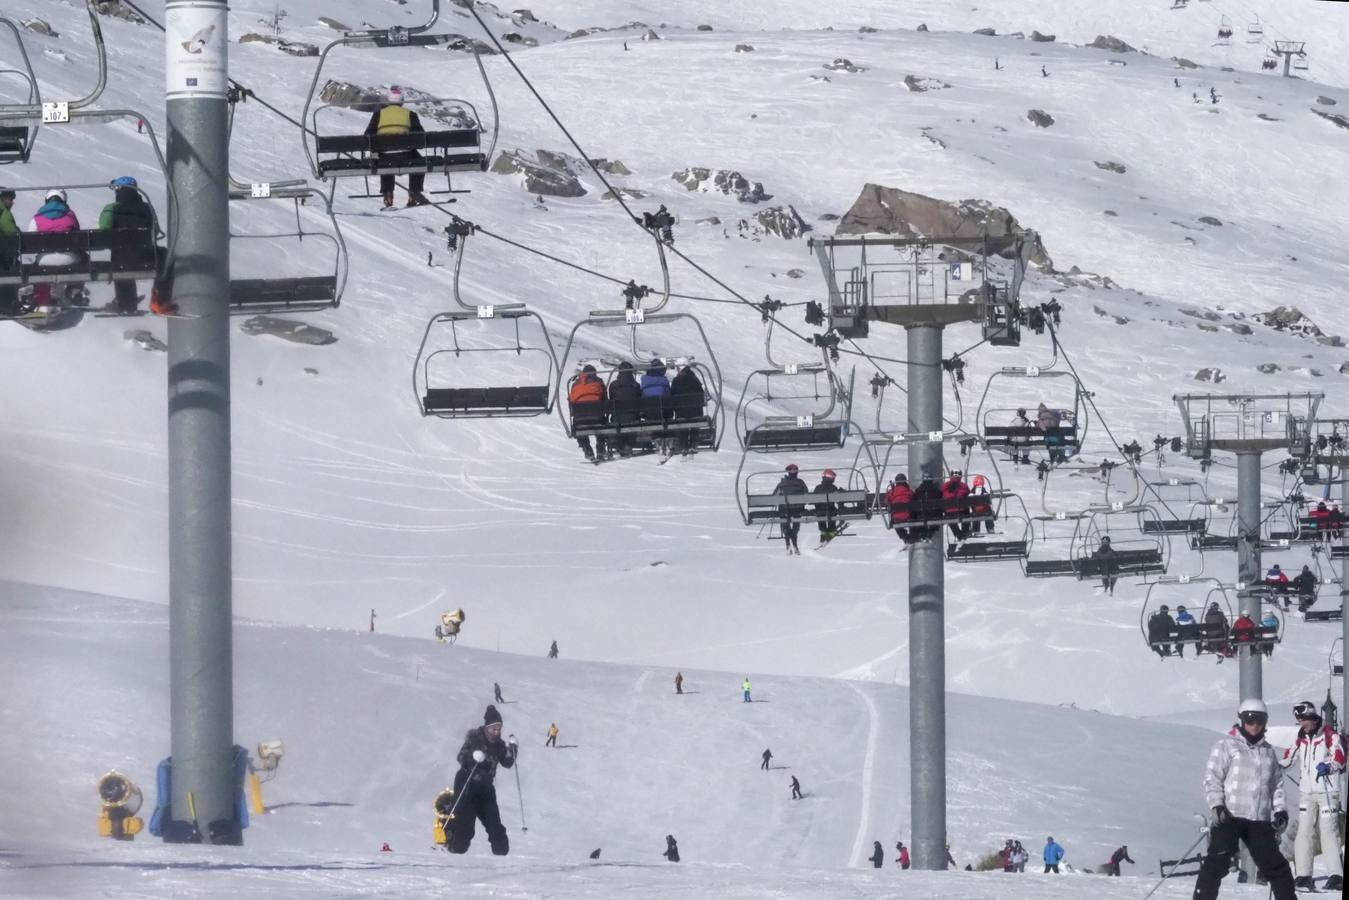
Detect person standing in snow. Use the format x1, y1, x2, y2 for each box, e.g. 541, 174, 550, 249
446, 705, 517, 855
761, 748, 772, 771
1191, 699, 1295, 899
1280, 700, 1345, 892
545, 722, 558, 748
1013, 840, 1028, 872
870, 841, 884, 868
674, 672, 683, 694
742, 677, 752, 703
895, 841, 911, 869
790, 775, 802, 800
1043, 836, 1064, 873
548, 640, 559, 659
493, 682, 504, 704
663, 834, 680, 862
1105, 844, 1133, 876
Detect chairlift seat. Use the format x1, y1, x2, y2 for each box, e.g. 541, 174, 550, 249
1143, 518, 1207, 535
1024, 558, 1078, 577
746, 490, 873, 524
0, 229, 159, 284
947, 540, 1028, 561
1304, 607, 1343, 623
0, 126, 28, 160
1332, 546, 1347, 560
1191, 533, 1238, 551
315, 130, 485, 177
981, 425, 1078, 447
1077, 549, 1166, 577
423, 385, 552, 415
744, 424, 845, 450
230, 276, 338, 309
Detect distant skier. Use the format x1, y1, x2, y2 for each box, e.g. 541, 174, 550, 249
674, 672, 684, 694
1044, 836, 1064, 873
994, 57, 1001, 71
545, 723, 558, 748
1191, 699, 1295, 899
870, 840, 884, 868
774, 463, 808, 555
790, 775, 802, 799
742, 677, 752, 702
446, 705, 517, 856
761, 748, 772, 771
1174, 77, 1181, 88
493, 682, 504, 704
1105, 844, 1133, 876
895, 841, 911, 869
1041, 65, 1048, 77
663, 834, 680, 862
548, 640, 559, 659
1210, 87, 1219, 104
1280, 700, 1345, 891
946, 843, 957, 867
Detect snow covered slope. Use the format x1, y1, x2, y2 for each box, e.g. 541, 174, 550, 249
0, 582, 1264, 898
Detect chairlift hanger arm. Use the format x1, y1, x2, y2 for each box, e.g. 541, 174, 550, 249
1, 2, 106, 115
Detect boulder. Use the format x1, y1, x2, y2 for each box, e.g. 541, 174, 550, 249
973, 27, 997, 36
502, 33, 539, 47
1254, 306, 1321, 336
1094, 161, 1126, 174
836, 184, 1053, 269
641, 29, 661, 41
1030, 30, 1056, 43
1316, 95, 1337, 106
672, 167, 772, 203
514, 9, 539, 24
904, 75, 951, 92
916, 24, 928, 32
1088, 35, 1135, 53
1316, 334, 1344, 348
93, 1, 146, 25
124, 329, 167, 352
823, 58, 866, 73
1197, 216, 1222, 226
490, 149, 586, 197
1103, 210, 1118, 217
752, 206, 810, 239
1027, 109, 1055, 128
1172, 57, 1201, 69
1313, 109, 1349, 131
591, 158, 632, 176
735, 43, 755, 53
240, 316, 337, 346
786, 268, 806, 279
859, 25, 879, 34
1194, 368, 1225, 383
1256, 363, 1281, 375
697, 24, 713, 31
20, 18, 58, 37
318, 79, 384, 110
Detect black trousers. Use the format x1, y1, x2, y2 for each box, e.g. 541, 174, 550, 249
378, 155, 425, 196
1192, 817, 1294, 900
1044, 863, 1059, 873
447, 771, 508, 855
780, 522, 800, 548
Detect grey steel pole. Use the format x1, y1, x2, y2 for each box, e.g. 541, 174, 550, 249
165, 0, 236, 844
1235, 451, 1263, 705
906, 323, 946, 870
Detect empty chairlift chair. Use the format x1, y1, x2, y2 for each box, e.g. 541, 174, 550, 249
0, 17, 41, 163
227, 185, 348, 314
1075, 505, 1170, 580
1140, 479, 1210, 535
736, 360, 855, 452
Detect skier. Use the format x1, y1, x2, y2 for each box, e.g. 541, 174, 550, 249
1009, 408, 1032, 465
946, 843, 957, 867
870, 840, 884, 868
813, 469, 843, 543
941, 470, 972, 541
545, 722, 558, 748
0, 187, 17, 316
774, 464, 808, 555
1264, 564, 1288, 591
98, 176, 156, 314
994, 57, 1001, 71
548, 640, 559, 659
790, 775, 802, 799
364, 86, 428, 208
27, 189, 83, 312
1105, 844, 1133, 876
1175, 605, 1198, 656
670, 360, 705, 453
1041, 65, 1049, 77
446, 705, 517, 855
1148, 605, 1177, 658
608, 360, 641, 457
663, 834, 680, 862
493, 682, 504, 704
910, 476, 944, 542
1279, 700, 1345, 891
1192, 699, 1295, 899
674, 672, 683, 694
1210, 87, 1219, 104
896, 841, 911, 869
742, 676, 752, 702
1001, 839, 1015, 871
1037, 403, 1065, 463
1093, 536, 1119, 596
1044, 835, 1064, 873
1205, 602, 1231, 660
1258, 610, 1279, 656
1291, 565, 1317, 611
761, 748, 772, 771
568, 365, 609, 462
1174, 77, 1181, 88
969, 475, 996, 534
639, 358, 672, 426
886, 473, 915, 544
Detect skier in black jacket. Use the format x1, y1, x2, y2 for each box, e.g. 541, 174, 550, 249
670, 362, 706, 453
813, 469, 843, 541
608, 361, 642, 457
870, 840, 884, 868
775, 464, 809, 555
910, 476, 943, 541
447, 705, 517, 855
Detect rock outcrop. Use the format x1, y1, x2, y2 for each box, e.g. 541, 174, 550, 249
1088, 35, 1136, 53
1313, 108, 1349, 131
904, 75, 951, 92
823, 58, 865, 73
490, 149, 586, 197
1027, 109, 1055, 128
1094, 161, 1127, 174
672, 167, 772, 203
240, 316, 337, 346
1030, 30, 1056, 43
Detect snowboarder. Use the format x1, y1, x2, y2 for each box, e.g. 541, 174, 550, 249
1191, 699, 1295, 899
896, 841, 911, 869
742, 677, 752, 702
364, 86, 428, 208
493, 682, 503, 704
813, 469, 843, 542
870, 840, 884, 868
1044, 835, 1064, 873
790, 775, 802, 799
674, 672, 683, 694
1094, 536, 1119, 595
670, 360, 705, 453
774, 464, 808, 555
1291, 565, 1318, 611
446, 705, 517, 856
548, 640, 559, 659
761, 748, 772, 770
1105, 844, 1133, 876
663, 834, 680, 862
0, 187, 18, 316
568, 365, 609, 462
1280, 700, 1345, 891
545, 722, 558, 748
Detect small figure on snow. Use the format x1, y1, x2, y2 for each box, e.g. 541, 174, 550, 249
545, 722, 559, 748
663, 834, 680, 862
493, 682, 504, 704
446, 705, 517, 856
870, 840, 884, 867
548, 640, 559, 659
674, 672, 684, 694
742, 677, 752, 702
1043, 836, 1064, 873
994, 57, 1001, 71
1041, 65, 1049, 77
790, 775, 802, 800
895, 841, 911, 869
761, 748, 773, 771
1105, 844, 1133, 876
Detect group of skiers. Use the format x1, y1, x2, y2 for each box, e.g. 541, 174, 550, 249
1007, 403, 1071, 465
567, 359, 706, 462
884, 470, 996, 546
1263, 563, 1320, 612
1308, 501, 1345, 541
868, 840, 913, 869
1146, 600, 1279, 660
0, 179, 175, 317
771, 464, 855, 553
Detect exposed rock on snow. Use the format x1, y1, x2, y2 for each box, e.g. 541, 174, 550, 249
94, 1, 146, 25
20, 18, 58, 37
1312, 109, 1349, 131
1027, 109, 1055, 128
502, 32, 539, 47
973, 28, 997, 37
916, 23, 928, 32
318, 80, 384, 110
1030, 31, 1056, 43
1094, 305, 1130, 325
239, 34, 319, 56
1173, 57, 1201, 69
124, 329, 166, 352
1103, 210, 1118, 217
1257, 363, 1281, 374
1254, 306, 1323, 338
1316, 96, 1337, 106
1094, 161, 1126, 174
1316, 334, 1345, 348
672, 168, 772, 203
823, 58, 865, 73
904, 75, 951, 92
240, 316, 337, 346
1194, 368, 1226, 383
1089, 35, 1136, 53
642, 29, 661, 41
696, 24, 713, 31
490, 149, 586, 197
786, 268, 806, 279
601, 188, 646, 201
515, 9, 540, 24
1197, 216, 1223, 226
741, 206, 811, 240
734, 44, 755, 53
836, 184, 1053, 269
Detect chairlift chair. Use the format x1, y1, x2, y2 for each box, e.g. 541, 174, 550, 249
736, 454, 879, 530
1171, 0, 1188, 8
1331, 638, 1344, 678
1075, 503, 1170, 579
300, 2, 499, 188
1292, 55, 1309, 72
1216, 17, 1233, 41
1189, 495, 1239, 551
976, 367, 1088, 462
1140, 577, 1243, 658
946, 488, 1032, 562
227, 184, 348, 314
1140, 478, 1210, 535
1022, 512, 1089, 577
1246, 16, 1263, 40
0, 18, 41, 163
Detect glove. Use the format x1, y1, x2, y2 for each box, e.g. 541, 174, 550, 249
1316, 762, 1332, 779
471, 749, 486, 764
1212, 805, 1231, 826
1273, 811, 1288, 832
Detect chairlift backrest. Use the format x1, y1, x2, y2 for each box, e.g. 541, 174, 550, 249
227, 185, 348, 314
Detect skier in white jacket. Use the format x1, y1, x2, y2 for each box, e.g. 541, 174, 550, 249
1191, 698, 1295, 900
1279, 699, 1345, 892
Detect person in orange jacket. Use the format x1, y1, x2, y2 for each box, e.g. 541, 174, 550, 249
568, 364, 609, 462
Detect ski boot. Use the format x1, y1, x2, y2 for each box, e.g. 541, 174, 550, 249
381, 192, 395, 209
1322, 875, 1341, 891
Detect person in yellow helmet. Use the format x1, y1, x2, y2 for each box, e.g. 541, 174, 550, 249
363, 86, 428, 209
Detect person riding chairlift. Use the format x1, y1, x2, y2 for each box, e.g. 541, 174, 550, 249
365, 86, 428, 209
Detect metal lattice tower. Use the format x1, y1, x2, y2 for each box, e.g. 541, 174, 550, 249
1271, 41, 1308, 78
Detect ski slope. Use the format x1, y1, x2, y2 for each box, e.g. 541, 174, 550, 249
0, 1, 1346, 896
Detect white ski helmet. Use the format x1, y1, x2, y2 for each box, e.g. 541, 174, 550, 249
1237, 698, 1268, 724
44, 188, 67, 203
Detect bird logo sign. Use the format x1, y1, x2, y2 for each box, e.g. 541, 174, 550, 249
181, 24, 215, 55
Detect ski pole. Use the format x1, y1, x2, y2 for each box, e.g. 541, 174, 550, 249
1141, 825, 1211, 900
509, 736, 527, 832
445, 755, 483, 820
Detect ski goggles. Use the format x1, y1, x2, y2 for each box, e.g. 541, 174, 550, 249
1238, 710, 1269, 727
1292, 702, 1319, 720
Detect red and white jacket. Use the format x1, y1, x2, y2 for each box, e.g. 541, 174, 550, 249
1279, 723, 1346, 788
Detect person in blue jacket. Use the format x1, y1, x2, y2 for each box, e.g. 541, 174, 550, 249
1175, 605, 1198, 657
640, 358, 672, 424
1043, 836, 1065, 873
